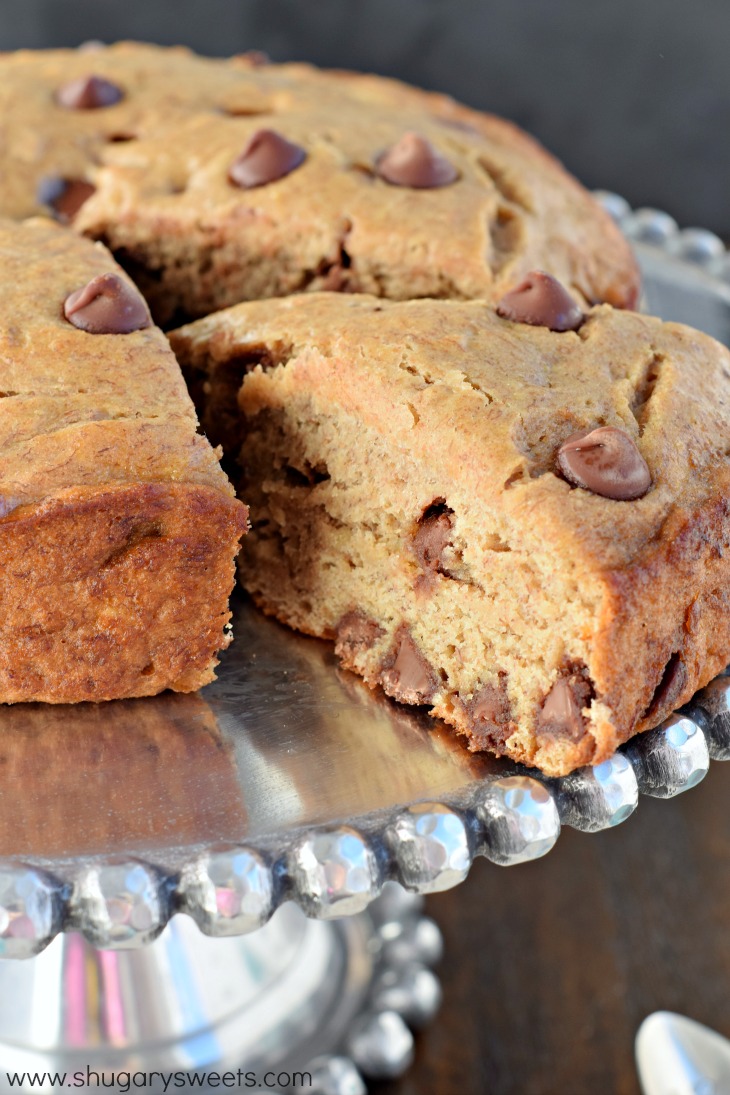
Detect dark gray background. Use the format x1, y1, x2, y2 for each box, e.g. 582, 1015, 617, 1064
2, 0, 728, 235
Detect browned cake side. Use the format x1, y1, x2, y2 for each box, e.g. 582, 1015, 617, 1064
0, 217, 247, 703
0, 43, 638, 322
171, 291, 730, 777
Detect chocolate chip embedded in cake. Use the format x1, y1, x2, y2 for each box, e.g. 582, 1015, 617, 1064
412, 501, 457, 587
413, 503, 454, 567
172, 290, 730, 776
0, 43, 639, 318
380, 627, 439, 705
335, 611, 384, 668
536, 665, 595, 746
464, 676, 514, 752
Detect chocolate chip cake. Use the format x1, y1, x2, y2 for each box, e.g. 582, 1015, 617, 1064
171, 280, 730, 777
0, 217, 246, 703
0, 42, 639, 323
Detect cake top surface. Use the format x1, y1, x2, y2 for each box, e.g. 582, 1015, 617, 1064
0, 42, 638, 312
172, 288, 730, 574
0, 215, 233, 511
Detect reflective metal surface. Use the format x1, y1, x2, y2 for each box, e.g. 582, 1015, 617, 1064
0, 204, 729, 953
636, 1011, 730, 1095
0, 885, 440, 1093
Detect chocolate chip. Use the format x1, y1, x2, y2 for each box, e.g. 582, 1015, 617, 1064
537, 680, 585, 742
55, 74, 124, 110
467, 677, 513, 750
557, 426, 651, 501
537, 666, 594, 742
228, 129, 306, 189
413, 502, 454, 574
496, 271, 584, 332
63, 273, 152, 334
36, 176, 95, 223
375, 132, 459, 189
381, 627, 437, 705
472, 685, 509, 727
335, 612, 384, 664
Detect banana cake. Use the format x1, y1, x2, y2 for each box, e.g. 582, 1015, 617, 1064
0, 42, 639, 323
171, 280, 730, 777
0, 217, 247, 703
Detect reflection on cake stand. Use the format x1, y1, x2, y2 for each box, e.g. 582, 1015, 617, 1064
0, 203, 730, 1094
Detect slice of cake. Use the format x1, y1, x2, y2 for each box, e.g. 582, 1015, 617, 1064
0, 43, 638, 322
171, 280, 730, 776
0, 217, 247, 703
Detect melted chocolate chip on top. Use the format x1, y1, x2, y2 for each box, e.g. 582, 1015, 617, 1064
64, 273, 151, 334
37, 177, 95, 223
496, 271, 584, 332
228, 129, 306, 189
375, 133, 459, 189
56, 74, 124, 110
557, 426, 652, 501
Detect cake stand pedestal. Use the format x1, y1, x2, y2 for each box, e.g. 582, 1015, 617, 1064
0, 886, 443, 1093
0, 206, 729, 1094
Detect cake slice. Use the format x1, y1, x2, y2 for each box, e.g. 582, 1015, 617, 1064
171, 282, 730, 776
0, 217, 247, 703
0, 43, 638, 322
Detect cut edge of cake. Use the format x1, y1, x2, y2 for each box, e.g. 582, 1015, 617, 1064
170, 290, 730, 776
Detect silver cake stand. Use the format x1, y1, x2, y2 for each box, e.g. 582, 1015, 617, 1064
1, 198, 730, 1095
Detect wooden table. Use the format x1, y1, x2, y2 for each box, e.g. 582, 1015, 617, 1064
383, 757, 730, 1094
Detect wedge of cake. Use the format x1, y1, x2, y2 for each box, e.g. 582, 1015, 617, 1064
0, 43, 638, 322
0, 217, 247, 703
171, 280, 730, 776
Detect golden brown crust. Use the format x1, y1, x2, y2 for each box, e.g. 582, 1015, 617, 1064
597, 489, 730, 741
0, 482, 245, 703
0, 43, 638, 320
172, 291, 730, 776
0, 218, 247, 702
